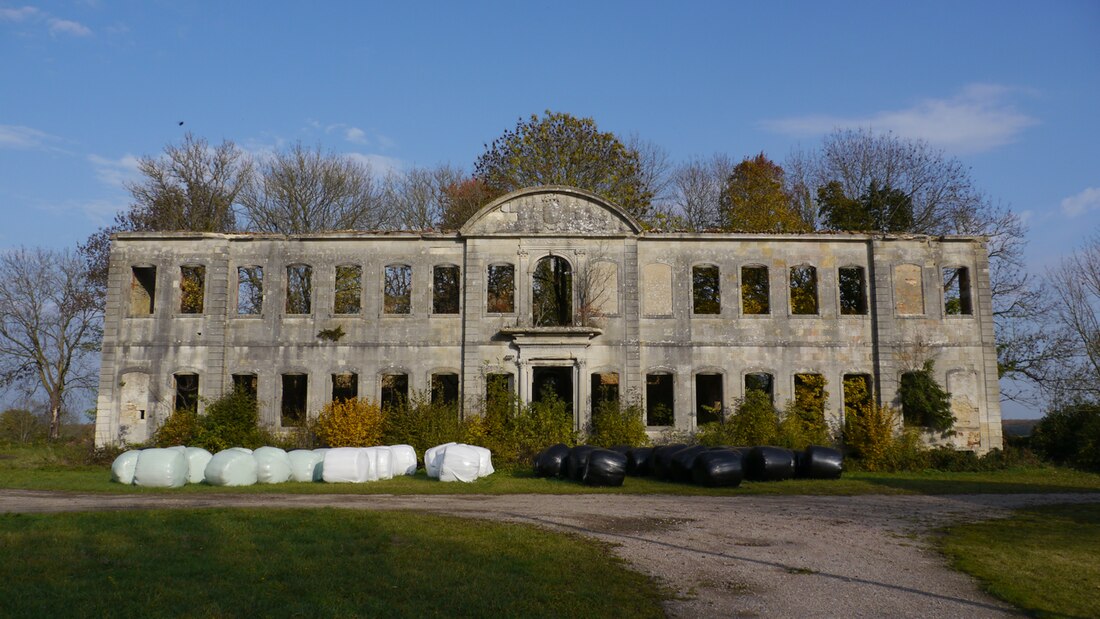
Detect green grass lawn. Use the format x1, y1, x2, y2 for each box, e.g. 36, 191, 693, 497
0, 508, 666, 618
3, 443, 1100, 495
939, 503, 1100, 618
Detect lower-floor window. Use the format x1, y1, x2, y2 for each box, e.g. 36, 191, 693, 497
281, 374, 308, 426
646, 373, 674, 426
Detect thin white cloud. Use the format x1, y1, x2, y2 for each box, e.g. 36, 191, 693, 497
763, 83, 1036, 154
1061, 187, 1100, 218
49, 18, 92, 36
0, 6, 40, 21
344, 127, 367, 144
0, 124, 61, 150
88, 154, 141, 188
345, 152, 403, 176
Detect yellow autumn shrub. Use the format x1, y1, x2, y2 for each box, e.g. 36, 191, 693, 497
314, 397, 385, 447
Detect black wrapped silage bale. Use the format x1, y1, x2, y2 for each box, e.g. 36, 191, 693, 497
609, 445, 632, 455
692, 449, 743, 487
669, 445, 709, 483
564, 445, 598, 482
533, 443, 571, 478
626, 447, 653, 476
651, 444, 688, 480
797, 445, 844, 479
584, 449, 628, 487
744, 446, 797, 482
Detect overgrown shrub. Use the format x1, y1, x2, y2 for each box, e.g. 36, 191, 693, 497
898, 360, 954, 432
0, 408, 44, 444
314, 397, 386, 448
152, 388, 272, 451
152, 408, 199, 447
588, 397, 649, 448
696, 391, 778, 447
776, 375, 831, 450
383, 390, 464, 457
1032, 401, 1100, 471
466, 381, 576, 464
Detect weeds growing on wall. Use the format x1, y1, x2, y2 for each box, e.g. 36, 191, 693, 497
898, 360, 955, 432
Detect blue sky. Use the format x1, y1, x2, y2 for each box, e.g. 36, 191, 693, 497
2, 1, 1098, 416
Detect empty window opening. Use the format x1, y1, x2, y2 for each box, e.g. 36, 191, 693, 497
381, 373, 409, 412
384, 265, 412, 314
533, 255, 573, 326
180, 265, 205, 314
842, 374, 873, 424
745, 372, 774, 404
532, 366, 573, 417
894, 264, 924, 315
237, 266, 263, 315
174, 373, 199, 412
433, 265, 460, 314
431, 373, 459, 405
286, 264, 313, 315
943, 267, 973, 315
232, 373, 257, 400
692, 265, 721, 315
334, 265, 362, 315
591, 372, 620, 414
696, 374, 724, 424
794, 373, 827, 417
486, 264, 515, 313
646, 373, 674, 426
790, 265, 818, 315
332, 372, 358, 402
741, 266, 770, 315
281, 374, 308, 427
130, 266, 156, 315
839, 266, 868, 315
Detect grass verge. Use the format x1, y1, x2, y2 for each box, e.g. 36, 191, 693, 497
939, 503, 1100, 618
0, 508, 666, 618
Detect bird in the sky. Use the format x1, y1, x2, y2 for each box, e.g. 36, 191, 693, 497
178, 121, 184, 126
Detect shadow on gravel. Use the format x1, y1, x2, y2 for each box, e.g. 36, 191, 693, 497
503, 511, 1014, 614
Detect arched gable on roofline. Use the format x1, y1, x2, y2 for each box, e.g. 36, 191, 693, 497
459, 185, 643, 236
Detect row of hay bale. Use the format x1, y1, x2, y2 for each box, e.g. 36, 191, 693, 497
111, 443, 494, 487
534, 444, 843, 487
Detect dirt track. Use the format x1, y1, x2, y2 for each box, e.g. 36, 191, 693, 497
4, 489, 1097, 617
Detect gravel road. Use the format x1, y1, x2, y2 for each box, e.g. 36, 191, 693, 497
4, 489, 1097, 617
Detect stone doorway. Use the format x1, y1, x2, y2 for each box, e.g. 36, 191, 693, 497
531, 365, 573, 418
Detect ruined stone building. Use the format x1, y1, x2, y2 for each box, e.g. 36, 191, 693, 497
94, 186, 1003, 452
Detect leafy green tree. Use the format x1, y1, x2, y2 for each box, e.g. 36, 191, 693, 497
719, 153, 809, 232
0, 408, 43, 444
898, 360, 954, 432
1032, 401, 1100, 471
474, 111, 653, 223
818, 180, 914, 232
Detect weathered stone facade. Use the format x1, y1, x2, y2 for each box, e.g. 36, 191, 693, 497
95, 186, 1003, 451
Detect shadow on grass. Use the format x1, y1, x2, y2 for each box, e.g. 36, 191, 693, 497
854, 468, 1100, 495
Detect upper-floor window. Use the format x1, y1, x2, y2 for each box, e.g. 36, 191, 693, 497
692, 265, 721, 315
433, 265, 460, 314
334, 265, 362, 315
943, 267, 973, 315
180, 265, 205, 314
741, 265, 770, 315
130, 266, 156, 316
789, 265, 818, 315
384, 264, 411, 314
286, 264, 313, 315
838, 266, 867, 315
533, 255, 572, 326
486, 264, 515, 313
237, 266, 263, 315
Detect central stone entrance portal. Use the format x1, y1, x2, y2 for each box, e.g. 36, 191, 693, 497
531, 366, 573, 417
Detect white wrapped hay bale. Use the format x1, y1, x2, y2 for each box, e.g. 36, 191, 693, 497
254, 446, 292, 484
204, 449, 259, 486
365, 446, 393, 480
133, 448, 189, 488
439, 444, 482, 483
288, 450, 324, 482
469, 445, 494, 477
425, 442, 456, 479
184, 447, 213, 484
389, 444, 418, 476
322, 447, 371, 483
110, 450, 141, 484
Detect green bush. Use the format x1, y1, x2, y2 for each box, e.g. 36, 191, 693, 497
898, 360, 954, 432
314, 398, 386, 448
696, 391, 778, 447
1033, 401, 1100, 471
152, 408, 199, 447
383, 390, 464, 457
153, 388, 273, 452
0, 408, 44, 444
588, 397, 649, 448
776, 375, 831, 450
465, 381, 576, 464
